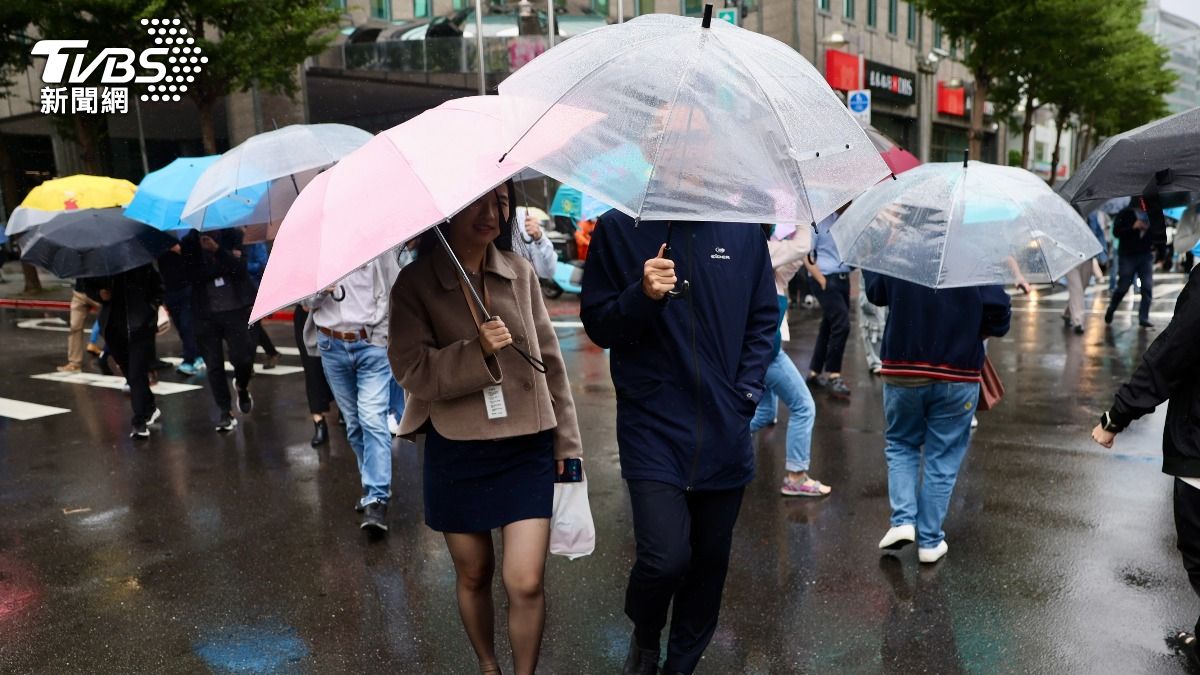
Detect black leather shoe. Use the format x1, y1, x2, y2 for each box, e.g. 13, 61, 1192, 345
1139, 320, 1155, 329
361, 501, 388, 532
1104, 306, 1115, 325
622, 635, 659, 675
311, 419, 329, 447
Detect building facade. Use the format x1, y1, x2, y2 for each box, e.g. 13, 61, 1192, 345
1141, 0, 1200, 114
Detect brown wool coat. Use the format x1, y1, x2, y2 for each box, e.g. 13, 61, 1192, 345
387, 243, 582, 460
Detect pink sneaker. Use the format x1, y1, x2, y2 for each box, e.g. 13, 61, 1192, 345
780, 476, 832, 497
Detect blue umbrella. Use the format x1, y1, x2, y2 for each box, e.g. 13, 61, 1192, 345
550, 184, 612, 222
1164, 205, 1186, 221
125, 156, 267, 231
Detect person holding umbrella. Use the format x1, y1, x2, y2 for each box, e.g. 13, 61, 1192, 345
1105, 203, 1163, 329
1091, 263, 1200, 670
87, 264, 165, 439
179, 228, 257, 432
388, 182, 581, 675
581, 210, 776, 674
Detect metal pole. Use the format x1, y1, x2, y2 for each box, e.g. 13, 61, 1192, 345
618, 0, 624, 23
133, 94, 149, 175
473, 0, 486, 94
547, 0, 556, 48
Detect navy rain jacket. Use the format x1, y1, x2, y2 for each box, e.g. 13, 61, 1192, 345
580, 211, 777, 491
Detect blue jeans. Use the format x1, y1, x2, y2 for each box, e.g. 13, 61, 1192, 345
882, 381, 979, 548
389, 377, 405, 421
318, 334, 393, 505
1111, 251, 1154, 324
750, 350, 816, 473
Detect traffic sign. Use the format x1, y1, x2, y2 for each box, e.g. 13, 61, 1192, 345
847, 88, 871, 125
716, 7, 738, 25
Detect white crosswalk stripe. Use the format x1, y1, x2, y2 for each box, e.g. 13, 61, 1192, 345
0, 397, 70, 420
31, 372, 203, 395
160, 356, 303, 376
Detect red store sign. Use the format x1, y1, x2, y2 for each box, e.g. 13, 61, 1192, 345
937, 81, 966, 116
824, 49, 862, 91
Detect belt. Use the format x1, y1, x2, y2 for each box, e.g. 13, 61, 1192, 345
318, 326, 368, 342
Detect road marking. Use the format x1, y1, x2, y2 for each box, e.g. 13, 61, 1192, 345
551, 320, 584, 328
0, 397, 70, 420
160, 357, 303, 376
1009, 306, 1176, 320
17, 318, 72, 332
257, 346, 300, 356
31, 372, 203, 395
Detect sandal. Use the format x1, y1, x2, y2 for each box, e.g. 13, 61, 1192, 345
780, 476, 832, 498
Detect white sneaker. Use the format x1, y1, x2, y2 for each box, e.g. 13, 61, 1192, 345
970, 415, 979, 429
387, 413, 400, 436
147, 408, 162, 426
878, 524, 916, 550
918, 540, 949, 564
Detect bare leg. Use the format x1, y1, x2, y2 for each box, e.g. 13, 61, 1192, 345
444, 532, 498, 671
500, 518, 550, 675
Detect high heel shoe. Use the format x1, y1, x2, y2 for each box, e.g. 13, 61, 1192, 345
311, 419, 329, 447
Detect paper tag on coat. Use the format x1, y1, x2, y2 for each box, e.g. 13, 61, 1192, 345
483, 385, 508, 419
213, 277, 226, 288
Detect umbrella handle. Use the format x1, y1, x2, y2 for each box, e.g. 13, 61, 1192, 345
662, 221, 688, 299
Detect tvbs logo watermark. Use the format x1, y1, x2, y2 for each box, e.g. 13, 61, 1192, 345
34, 18, 207, 115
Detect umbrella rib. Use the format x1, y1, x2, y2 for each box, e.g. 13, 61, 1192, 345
934, 169, 966, 288
710, 30, 816, 224
499, 31, 673, 162
633, 34, 707, 219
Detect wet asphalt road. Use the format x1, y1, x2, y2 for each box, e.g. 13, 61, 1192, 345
0, 275, 1196, 674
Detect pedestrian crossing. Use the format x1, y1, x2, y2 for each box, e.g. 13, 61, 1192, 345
0, 397, 69, 420
30, 371, 204, 395
160, 356, 304, 376
16, 318, 71, 332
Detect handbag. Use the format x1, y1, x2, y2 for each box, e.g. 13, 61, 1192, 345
977, 356, 1005, 412
156, 305, 172, 336
549, 474, 596, 560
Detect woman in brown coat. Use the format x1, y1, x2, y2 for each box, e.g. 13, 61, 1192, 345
388, 181, 582, 675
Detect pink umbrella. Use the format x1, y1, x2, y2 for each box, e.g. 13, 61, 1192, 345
862, 124, 921, 175
251, 96, 598, 322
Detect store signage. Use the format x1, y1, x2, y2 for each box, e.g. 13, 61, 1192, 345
865, 60, 915, 104
824, 49, 861, 91
937, 81, 966, 116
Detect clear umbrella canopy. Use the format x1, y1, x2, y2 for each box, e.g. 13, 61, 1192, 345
180, 123, 371, 227
832, 161, 1103, 289
499, 13, 889, 226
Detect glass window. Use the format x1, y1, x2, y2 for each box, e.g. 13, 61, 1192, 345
413, 0, 429, 18
370, 0, 391, 20
867, 0, 876, 27
950, 39, 957, 60
887, 0, 897, 34
683, 0, 703, 15
328, 0, 347, 10
819, 0, 830, 13
843, 0, 854, 20
638, 0, 655, 14
906, 4, 916, 42
593, 0, 609, 15
933, 21, 942, 49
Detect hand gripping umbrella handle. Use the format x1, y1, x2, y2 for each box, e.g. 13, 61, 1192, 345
433, 226, 548, 374
662, 221, 690, 300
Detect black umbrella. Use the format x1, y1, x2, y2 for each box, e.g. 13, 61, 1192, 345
19, 208, 179, 279
1060, 106, 1200, 212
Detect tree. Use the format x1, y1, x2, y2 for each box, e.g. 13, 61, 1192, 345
910, 0, 1031, 161
145, 0, 339, 153
0, 2, 43, 291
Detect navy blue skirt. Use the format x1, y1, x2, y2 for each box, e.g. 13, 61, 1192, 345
423, 425, 555, 534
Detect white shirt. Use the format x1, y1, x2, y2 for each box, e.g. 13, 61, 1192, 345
1183, 477, 1200, 491
525, 234, 558, 280
312, 263, 376, 333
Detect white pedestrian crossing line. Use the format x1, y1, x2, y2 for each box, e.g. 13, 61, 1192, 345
257, 346, 301, 356
0, 397, 70, 420
160, 356, 303, 376
31, 372, 203, 395
551, 320, 584, 328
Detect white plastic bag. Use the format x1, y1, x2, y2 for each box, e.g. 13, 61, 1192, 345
549, 478, 595, 560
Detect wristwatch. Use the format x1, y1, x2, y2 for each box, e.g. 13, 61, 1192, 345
1099, 411, 1124, 433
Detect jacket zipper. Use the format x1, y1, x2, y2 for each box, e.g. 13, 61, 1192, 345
686, 230, 703, 491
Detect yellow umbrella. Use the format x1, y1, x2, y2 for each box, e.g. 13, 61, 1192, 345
20, 174, 136, 211
6, 175, 138, 237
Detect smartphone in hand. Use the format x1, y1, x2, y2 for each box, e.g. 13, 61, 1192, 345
556, 458, 583, 483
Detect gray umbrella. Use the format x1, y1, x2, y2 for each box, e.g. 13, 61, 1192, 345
19, 207, 178, 279
1059, 106, 1200, 211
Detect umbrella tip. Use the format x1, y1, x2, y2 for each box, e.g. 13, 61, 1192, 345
962, 149, 969, 168
498, 152, 509, 163
890, 173, 897, 181
702, 4, 713, 27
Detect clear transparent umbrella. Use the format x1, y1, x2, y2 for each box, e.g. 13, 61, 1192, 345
180, 123, 371, 228
498, 10, 889, 226
832, 161, 1103, 289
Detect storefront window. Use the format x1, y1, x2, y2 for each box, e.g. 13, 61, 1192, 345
931, 124, 969, 163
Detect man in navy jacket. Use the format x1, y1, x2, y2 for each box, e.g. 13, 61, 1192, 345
581, 211, 776, 675
865, 273, 1011, 564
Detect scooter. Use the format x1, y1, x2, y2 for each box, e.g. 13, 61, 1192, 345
540, 215, 585, 299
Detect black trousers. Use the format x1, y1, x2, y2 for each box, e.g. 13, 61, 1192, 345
195, 307, 255, 414
293, 306, 333, 415
625, 480, 744, 675
810, 273, 851, 374
1177, 479, 1200, 636
254, 322, 278, 357
105, 324, 156, 426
